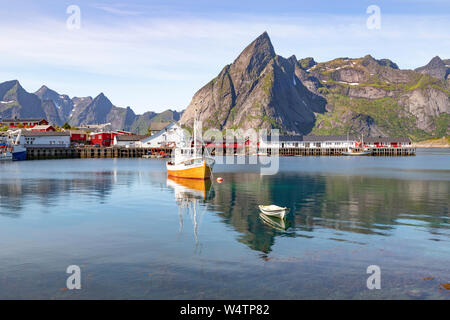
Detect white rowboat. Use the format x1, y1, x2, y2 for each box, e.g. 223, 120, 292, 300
342, 150, 371, 156
258, 205, 289, 219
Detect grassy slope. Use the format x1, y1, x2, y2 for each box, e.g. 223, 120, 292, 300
414, 136, 450, 147
310, 59, 449, 141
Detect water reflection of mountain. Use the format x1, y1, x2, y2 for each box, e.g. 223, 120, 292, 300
208, 173, 449, 255
0, 172, 121, 216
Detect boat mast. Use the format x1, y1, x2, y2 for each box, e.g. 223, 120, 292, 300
193, 108, 197, 158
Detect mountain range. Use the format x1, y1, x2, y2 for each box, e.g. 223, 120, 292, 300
181, 32, 449, 140
0, 80, 181, 134
1, 32, 449, 140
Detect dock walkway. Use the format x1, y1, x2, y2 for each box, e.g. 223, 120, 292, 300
25, 146, 415, 160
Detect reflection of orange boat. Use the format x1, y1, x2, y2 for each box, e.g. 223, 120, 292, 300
167, 176, 214, 248
167, 176, 212, 200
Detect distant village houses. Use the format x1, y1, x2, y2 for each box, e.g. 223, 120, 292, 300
0, 118, 49, 128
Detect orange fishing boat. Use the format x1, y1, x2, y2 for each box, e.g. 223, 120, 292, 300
166, 112, 214, 179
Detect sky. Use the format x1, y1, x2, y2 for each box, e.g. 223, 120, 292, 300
0, 0, 449, 114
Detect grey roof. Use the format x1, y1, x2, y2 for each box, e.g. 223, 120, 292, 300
302, 135, 355, 142
30, 125, 54, 130
21, 131, 70, 137
364, 136, 411, 143
115, 134, 148, 141
261, 135, 410, 143
262, 135, 354, 142
149, 122, 171, 131
68, 130, 89, 134
0, 118, 46, 123
261, 135, 302, 142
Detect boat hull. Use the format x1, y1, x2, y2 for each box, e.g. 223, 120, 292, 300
12, 150, 26, 161
11, 145, 26, 161
342, 152, 371, 156
167, 161, 212, 180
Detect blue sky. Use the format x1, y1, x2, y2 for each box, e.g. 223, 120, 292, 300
0, 0, 449, 113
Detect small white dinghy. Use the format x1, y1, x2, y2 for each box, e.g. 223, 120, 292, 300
258, 205, 289, 219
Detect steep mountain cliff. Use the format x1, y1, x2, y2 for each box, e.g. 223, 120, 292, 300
181, 33, 449, 139
35, 85, 74, 122
180, 32, 327, 135
0, 80, 46, 119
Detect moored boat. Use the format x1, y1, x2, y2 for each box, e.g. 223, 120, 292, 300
0, 151, 13, 161
342, 147, 371, 156
166, 111, 214, 179
5, 129, 27, 161
342, 134, 371, 156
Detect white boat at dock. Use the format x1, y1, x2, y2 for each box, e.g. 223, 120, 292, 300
342, 147, 371, 156
342, 134, 371, 156
0, 151, 12, 161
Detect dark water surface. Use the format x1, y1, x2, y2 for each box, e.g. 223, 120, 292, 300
0, 149, 449, 299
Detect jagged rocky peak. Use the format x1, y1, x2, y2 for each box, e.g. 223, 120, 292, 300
90, 92, 113, 109
361, 55, 398, 69
34, 85, 67, 100
377, 58, 399, 69
0, 80, 22, 99
298, 57, 317, 70
231, 31, 276, 77
415, 56, 449, 79
181, 32, 327, 135
35, 85, 51, 95
428, 56, 445, 67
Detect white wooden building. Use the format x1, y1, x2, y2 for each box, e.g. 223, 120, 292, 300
18, 130, 71, 147
113, 134, 147, 147
259, 135, 356, 149
259, 135, 412, 150
138, 122, 187, 148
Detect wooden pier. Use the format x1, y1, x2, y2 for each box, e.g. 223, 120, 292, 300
25, 145, 415, 160
25, 146, 172, 160
271, 146, 416, 156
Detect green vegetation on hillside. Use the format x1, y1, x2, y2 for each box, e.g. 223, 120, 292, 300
311, 94, 432, 141
434, 113, 450, 137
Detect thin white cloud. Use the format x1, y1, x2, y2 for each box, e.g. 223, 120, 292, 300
92, 4, 143, 16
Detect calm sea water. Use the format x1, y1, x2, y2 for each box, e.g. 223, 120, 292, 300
0, 149, 449, 299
